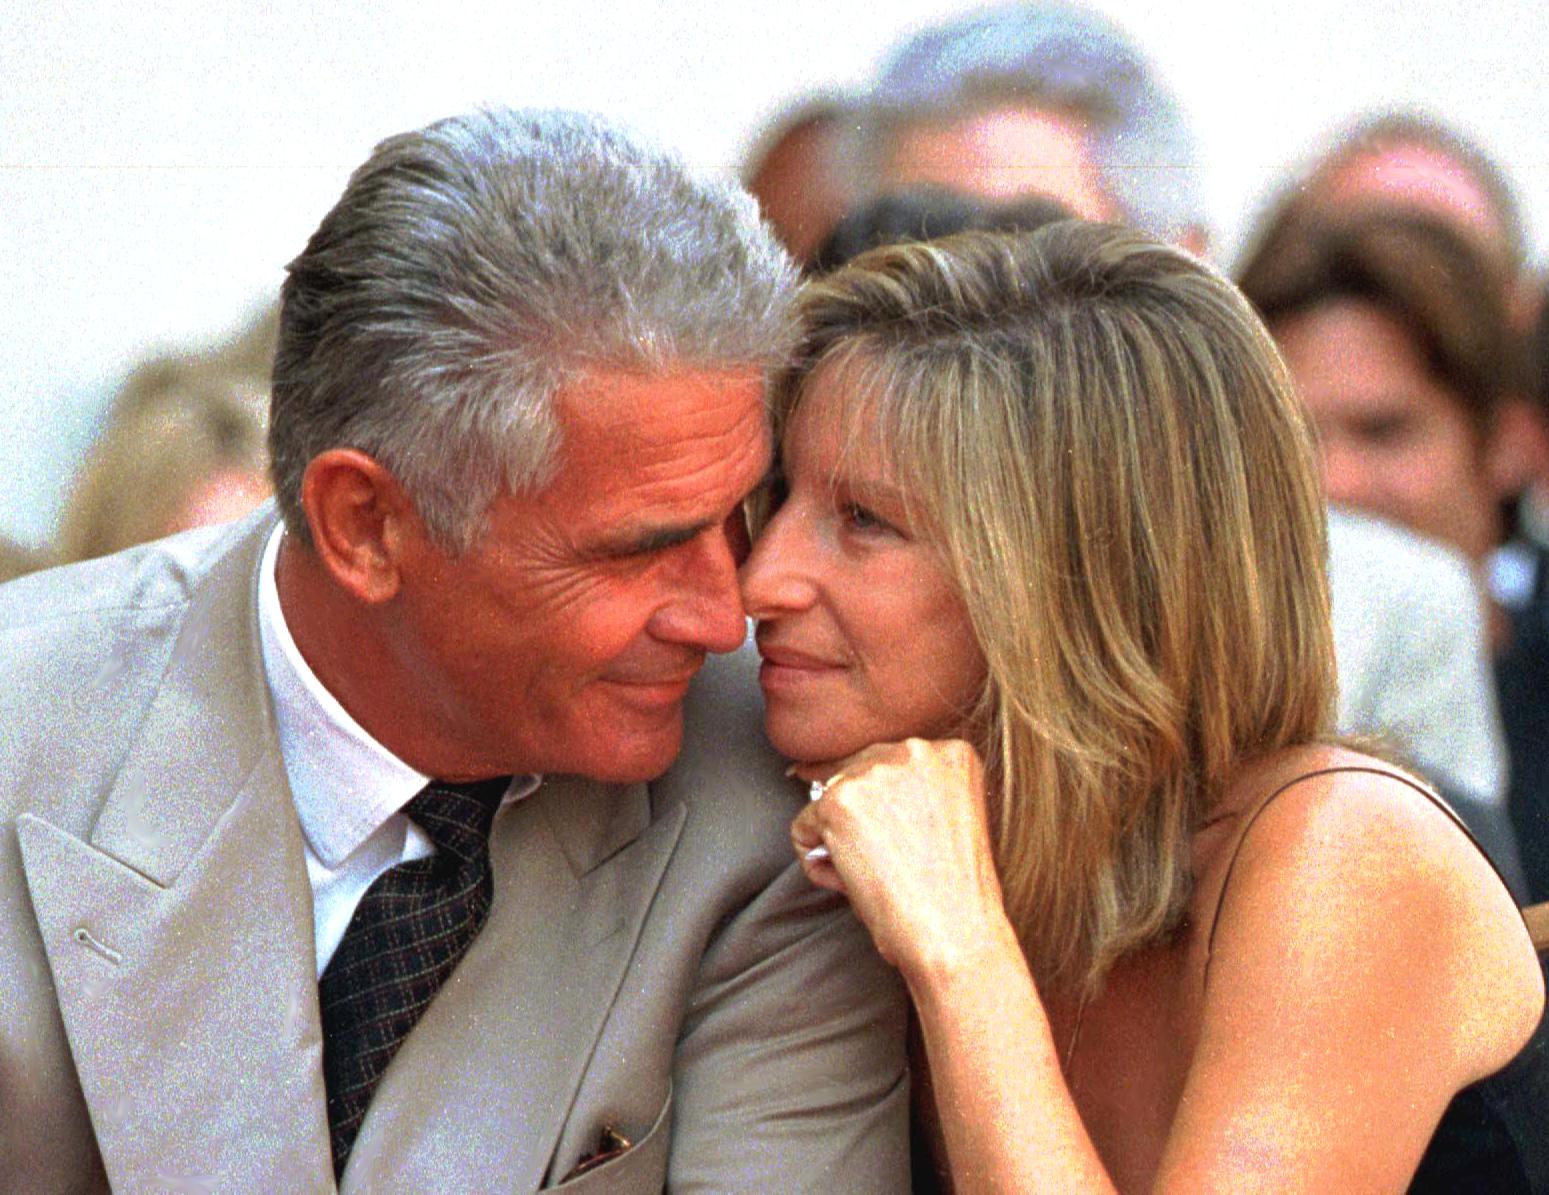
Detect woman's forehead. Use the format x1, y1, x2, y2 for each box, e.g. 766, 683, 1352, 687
787, 357, 893, 467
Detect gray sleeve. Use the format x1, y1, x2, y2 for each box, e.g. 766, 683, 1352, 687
668, 863, 911, 1193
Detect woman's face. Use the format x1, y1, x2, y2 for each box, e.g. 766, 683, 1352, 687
739, 366, 987, 765
1272, 298, 1499, 565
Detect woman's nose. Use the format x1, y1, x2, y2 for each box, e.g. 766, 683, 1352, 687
739, 502, 820, 619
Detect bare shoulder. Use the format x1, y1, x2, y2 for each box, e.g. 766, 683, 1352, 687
1203, 745, 1543, 1080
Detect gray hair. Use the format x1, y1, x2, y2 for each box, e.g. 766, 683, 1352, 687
271, 107, 797, 552
863, 1, 1202, 243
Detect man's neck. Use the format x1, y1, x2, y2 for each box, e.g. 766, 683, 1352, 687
274, 534, 440, 774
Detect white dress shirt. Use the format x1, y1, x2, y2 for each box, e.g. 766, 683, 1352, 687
255, 524, 538, 976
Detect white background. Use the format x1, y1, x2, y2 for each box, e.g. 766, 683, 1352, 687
4, 0, 1547, 546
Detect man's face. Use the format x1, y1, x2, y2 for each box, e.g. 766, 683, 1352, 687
387, 367, 769, 783
1272, 299, 1499, 564
880, 104, 1120, 218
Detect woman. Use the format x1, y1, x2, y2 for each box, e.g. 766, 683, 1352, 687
59, 365, 271, 563
740, 222, 1547, 1191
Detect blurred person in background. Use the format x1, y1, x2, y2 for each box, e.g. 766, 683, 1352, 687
58, 367, 271, 564
1249, 110, 1549, 551
860, 0, 1207, 253
1240, 208, 1545, 900
111, 303, 278, 420
743, 96, 861, 266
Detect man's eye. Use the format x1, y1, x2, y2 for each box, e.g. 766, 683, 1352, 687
1353, 414, 1414, 447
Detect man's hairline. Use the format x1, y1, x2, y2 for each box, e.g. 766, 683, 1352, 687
277, 355, 779, 558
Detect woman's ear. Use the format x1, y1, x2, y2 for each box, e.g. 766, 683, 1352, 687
297, 448, 421, 604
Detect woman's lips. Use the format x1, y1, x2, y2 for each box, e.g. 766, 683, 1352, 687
756, 644, 845, 692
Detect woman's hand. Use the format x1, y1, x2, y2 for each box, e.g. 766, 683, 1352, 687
790, 738, 1014, 982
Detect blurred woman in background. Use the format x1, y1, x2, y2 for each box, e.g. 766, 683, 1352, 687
59, 366, 270, 564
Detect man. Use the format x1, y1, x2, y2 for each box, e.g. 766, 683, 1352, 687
743, 95, 861, 266
0, 108, 907, 1191
1261, 110, 1549, 524
862, 0, 1207, 253
850, 0, 1516, 869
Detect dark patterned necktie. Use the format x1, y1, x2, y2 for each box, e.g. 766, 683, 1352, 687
318, 775, 511, 1177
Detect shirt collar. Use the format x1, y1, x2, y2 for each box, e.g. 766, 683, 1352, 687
255, 524, 540, 867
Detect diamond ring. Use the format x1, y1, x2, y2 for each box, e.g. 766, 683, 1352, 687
808, 773, 842, 802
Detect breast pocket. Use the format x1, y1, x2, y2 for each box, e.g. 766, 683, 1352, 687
548, 1085, 672, 1193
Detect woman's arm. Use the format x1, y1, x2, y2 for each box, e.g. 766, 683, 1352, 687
1154, 768, 1543, 1192
794, 747, 1544, 1194
792, 739, 1115, 1193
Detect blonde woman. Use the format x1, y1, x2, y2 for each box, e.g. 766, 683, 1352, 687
740, 223, 1547, 1192
59, 367, 270, 563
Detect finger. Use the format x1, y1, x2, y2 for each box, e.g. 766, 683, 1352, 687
798, 849, 847, 894
790, 804, 826, 854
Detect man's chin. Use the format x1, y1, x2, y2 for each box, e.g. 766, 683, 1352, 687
580, 717, 686, 785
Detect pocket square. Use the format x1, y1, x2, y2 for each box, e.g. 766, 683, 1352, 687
560, 1124, 633, 1182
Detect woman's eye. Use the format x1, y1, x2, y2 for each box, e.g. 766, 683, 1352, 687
842, 502, 892, 535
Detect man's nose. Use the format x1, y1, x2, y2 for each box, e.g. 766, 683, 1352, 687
650, 526, 750, 654
1320, 435, 1372, 510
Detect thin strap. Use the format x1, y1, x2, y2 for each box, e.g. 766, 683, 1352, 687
1202, 765, 1499, 985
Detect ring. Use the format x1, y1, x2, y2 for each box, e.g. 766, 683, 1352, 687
808, 774, 842, 802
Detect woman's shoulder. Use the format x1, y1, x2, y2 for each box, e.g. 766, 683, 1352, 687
1199, 744, 1501, 885
1195, 744, 1543, 1080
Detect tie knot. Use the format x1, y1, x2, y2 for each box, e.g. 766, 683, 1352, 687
404, 776, 510, 864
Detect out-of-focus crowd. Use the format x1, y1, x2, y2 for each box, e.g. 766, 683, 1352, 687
11, 0, 1549, 904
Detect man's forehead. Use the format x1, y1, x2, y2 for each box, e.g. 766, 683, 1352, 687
539, 366, 771, 518
556, 366, 769, 442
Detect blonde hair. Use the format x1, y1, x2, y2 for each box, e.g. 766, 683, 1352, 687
773, 223, 1336, 992
60, 368, 270, 564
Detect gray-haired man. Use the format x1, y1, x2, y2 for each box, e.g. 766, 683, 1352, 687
0, 109, 907, 1191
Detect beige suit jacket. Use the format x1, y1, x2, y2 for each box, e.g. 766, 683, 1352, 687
0, 509, 909, 1192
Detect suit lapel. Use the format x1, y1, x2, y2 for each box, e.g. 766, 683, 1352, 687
344, 775, 686, 1191
18, 514, 334, 1191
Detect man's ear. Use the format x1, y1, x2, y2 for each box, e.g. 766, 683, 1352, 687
298, 449, 421, 604
1487, 398, 1549, 501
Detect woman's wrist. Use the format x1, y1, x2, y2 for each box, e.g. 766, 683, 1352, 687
900, 903, 1028, 1005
